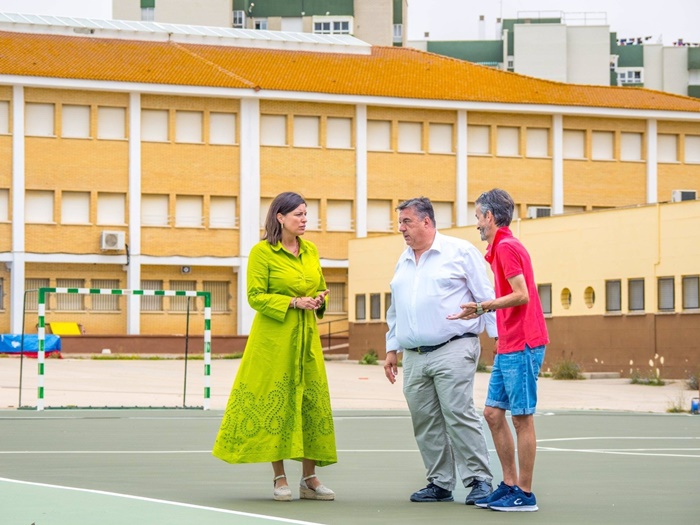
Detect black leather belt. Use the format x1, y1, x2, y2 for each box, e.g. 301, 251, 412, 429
405, 333, 477, 354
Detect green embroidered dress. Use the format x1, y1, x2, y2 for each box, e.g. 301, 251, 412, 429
212, 238, 337, 466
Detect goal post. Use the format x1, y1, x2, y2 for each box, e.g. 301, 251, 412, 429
35, 287, 212, 411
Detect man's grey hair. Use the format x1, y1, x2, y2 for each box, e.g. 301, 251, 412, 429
475, 189, 514, 227
396, 197, 436, 227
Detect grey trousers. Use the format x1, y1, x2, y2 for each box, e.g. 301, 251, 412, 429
402, 336, 492, 491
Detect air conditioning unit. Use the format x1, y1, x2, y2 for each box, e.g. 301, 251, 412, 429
100, 231, 125, 250
526, 206, 552, 219
671, 189, 697, 202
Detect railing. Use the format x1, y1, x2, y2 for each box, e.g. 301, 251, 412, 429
317, 317, 349, 354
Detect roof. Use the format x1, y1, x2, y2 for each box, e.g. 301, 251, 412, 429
2, 28, 700, 113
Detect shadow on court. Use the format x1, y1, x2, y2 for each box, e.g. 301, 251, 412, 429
1, 409, 698, 525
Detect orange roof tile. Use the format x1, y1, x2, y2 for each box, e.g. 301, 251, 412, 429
2, 30, 700, 113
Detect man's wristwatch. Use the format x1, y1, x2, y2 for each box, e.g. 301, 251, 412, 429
475, 302, 485, 315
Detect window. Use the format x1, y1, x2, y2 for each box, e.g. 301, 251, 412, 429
497, 126, 519, 156
97, 107, 126, 140
0, 100, 9, 134
538, 284, 552, 315
209, 196, 237, 228
367, 200, 392, 232
25, 190, 54, 224
25, 103, 54, 137
682, 275, 699, 309
233, 10, 245, 28
203, 281, 230, 312
141, 109, 169, 142
169, 280, 197, 312
398, 122, 422, 152
294, 116, 320, 148
259, 197, 272, 229
563, 130, 586, 159
175, 111, 203, 143
326, 200, 353, 231
355, 294, 366, 320
628, 278, 645, 311
326, 117, 352, 149
25, 278, 50, 311
56, 279, 85, 311
618, 68, 643, 85
367, 120, 391, 151
433, 202, 452, 229
61, 105, 90, 138
560, 288, 572, 309
141, 194, 169, 226
61, 192, 90, 224
393, 24, 403, 44
141, 7, 155, 21
97, 193, 125, 225
592, 131, 614, 160
327, 283, 346, 313
313, 19, 351, 34
140, 280, 163, 311
658, 277, 675, 311
658, 134, 678, 163
261, 115, 287, 146
91, 279, 120, 311
605, 280, 621, 312
0, 189, 9, 222
254, 19, 268, 30
384, 292, 392, 316
467, 125, 490, 154
428, 123, 453, 153
370, 293, 381, 320
526, 128, 549, 157
209, 112, 236, 145
620, 132, 643, 161
686, 135, 700, 163
0, 278, 4, 310
305, 199, 320, 230
175, 195, 203, 227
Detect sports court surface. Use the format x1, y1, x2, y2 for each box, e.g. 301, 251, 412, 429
2, 408, 698, 525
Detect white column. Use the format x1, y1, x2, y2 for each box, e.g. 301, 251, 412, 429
646, 119, 658, 204
238, 98, 261, 335
456, 110, 468, 226
10, 85, 26, 334
551, 114, 564, 215
355, 104, 368, 238
126, 92, 142, 334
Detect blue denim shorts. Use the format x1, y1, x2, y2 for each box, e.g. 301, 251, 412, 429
485, 345, 546, 416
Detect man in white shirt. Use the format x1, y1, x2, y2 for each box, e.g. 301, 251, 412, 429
384, 197, 497, 506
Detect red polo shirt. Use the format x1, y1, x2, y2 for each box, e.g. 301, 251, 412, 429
485, 227, 549, 354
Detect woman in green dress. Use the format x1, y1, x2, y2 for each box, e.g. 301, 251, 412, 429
213, 192, 337, 501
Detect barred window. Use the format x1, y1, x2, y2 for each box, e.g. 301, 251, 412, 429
91, 279, 121, 311
355, 294, 366, 321
370, 293, 381, 320
538, 284, 552, 315
203, 281, 230, 312
605, 280, 621, 312
169, 280, 197, 312
628, 279, 645, 312
327, 283, 346, 313
140, 280, 163, 311
25, 278, 50, 311
56, 279, 85, 310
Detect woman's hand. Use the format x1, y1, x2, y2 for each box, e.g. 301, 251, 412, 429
294, 291, 328, 310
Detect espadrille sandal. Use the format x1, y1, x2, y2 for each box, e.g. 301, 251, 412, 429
300, 474, 335, 501
273, 474, 292, 501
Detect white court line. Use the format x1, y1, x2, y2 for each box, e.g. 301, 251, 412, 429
537, 447, 700, 458
538, 436, 700, 442
0, 477, 324, 525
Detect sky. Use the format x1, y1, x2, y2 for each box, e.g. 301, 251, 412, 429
0, 0, 698, 46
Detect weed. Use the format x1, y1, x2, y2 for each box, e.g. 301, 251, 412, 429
551, 357, 584, 380
667, 391, 689, 413
359, 349, 379, 365
476, 360, 489, 373
630, 369, 666, 386
686, 370, 699, 391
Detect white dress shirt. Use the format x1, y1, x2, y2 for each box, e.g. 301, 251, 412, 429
386, 231, 497, 352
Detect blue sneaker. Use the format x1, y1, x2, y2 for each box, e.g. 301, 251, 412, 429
410, 482, 454, 502
488, 485, 538, 512
475, 481, 512, 508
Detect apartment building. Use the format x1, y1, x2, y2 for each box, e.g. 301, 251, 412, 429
0, 13, 699, 343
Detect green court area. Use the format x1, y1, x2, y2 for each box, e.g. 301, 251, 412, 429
1, 409, 698, 524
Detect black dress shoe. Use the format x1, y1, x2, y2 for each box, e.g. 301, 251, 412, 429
465, 479, 493, 505
410, 482, 454, 502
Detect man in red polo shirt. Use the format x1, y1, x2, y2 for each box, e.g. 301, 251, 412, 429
448, 188, 549, 512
